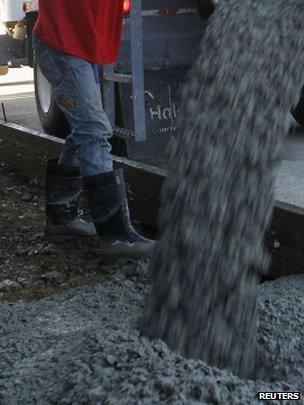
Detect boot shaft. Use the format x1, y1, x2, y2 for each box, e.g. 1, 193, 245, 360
83, 169, 126, 223
83, 169, 151, 244
45, 159, 81, 225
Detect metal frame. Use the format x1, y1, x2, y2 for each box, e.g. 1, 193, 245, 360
129, 0, 147, 141
102, 0, 205, 151
103, 0, 147, 142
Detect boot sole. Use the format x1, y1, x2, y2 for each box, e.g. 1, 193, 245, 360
97, 241, 156, 259
45, 234, 96, 242
45, 235, 156, 259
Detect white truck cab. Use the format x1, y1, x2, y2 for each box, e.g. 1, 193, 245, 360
0, 0, 38, 74
0, 0, 38, 42
0, 0, 38, 21
0, 0, 24, 22
0, 0, 27, 40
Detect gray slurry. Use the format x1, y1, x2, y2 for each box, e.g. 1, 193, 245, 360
0, 264, 304, 404
142, 0, 304, 377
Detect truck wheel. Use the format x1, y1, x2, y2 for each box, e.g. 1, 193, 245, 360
291, 87, 304, 128
34, 61, 70, 137
198, 0, 217, 19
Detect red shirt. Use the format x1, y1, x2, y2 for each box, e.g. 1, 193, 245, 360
34, 0, 124, 64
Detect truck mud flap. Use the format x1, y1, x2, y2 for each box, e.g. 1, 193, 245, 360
119, 66, 190, 163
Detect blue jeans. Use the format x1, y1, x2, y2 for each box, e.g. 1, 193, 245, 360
33, 35, 113, 177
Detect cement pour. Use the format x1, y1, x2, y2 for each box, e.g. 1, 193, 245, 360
2, 1, 304, 402
142, 0, 304, 377
1, 268, 304, 404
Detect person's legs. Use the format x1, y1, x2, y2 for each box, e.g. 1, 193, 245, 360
34, 34, 113, 177
58, 131, 78, 168
33, 35, 98, 239
55, 61, 113, 176
43, 159, 96, 240
34, 35, 154, 255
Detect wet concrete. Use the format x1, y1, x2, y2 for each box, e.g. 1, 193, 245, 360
142, 0, 304, 378
0, 161, 303, 403
1, 264, 304, 404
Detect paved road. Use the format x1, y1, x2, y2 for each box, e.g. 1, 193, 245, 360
0, 66, 41, 131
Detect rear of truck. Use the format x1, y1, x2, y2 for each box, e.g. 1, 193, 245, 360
1, 0, 212, 165
115, 0, 207, 163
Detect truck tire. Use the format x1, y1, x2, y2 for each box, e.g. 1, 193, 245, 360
290, 86, 304, 128
34, 60, 70, 137
198, 0, 217, 19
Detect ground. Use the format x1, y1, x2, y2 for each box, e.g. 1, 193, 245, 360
0, 161, 118, 301
0, 160, 304, 404
1, 68, 304, 403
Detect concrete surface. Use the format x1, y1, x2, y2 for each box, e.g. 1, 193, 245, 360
1, 67, 304, 210
0, 66, 41, 131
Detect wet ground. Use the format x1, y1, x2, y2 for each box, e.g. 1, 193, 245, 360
0, 162, 117, 301
0, 160, 304, 404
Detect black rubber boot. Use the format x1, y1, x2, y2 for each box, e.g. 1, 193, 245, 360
291, 86, 304, 127
44, 159, 96, 241
83, 169, 155, 257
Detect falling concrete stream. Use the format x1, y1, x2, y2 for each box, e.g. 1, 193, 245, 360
142, 0, 304, 377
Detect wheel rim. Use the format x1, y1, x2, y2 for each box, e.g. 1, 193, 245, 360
37, 66, 52, 114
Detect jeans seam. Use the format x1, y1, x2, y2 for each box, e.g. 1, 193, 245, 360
62, 55, 111, 172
